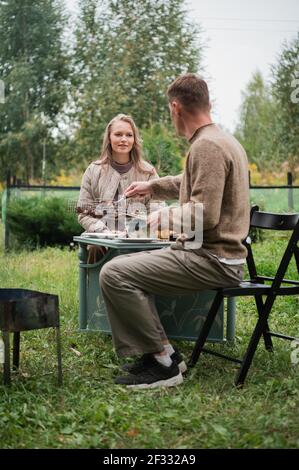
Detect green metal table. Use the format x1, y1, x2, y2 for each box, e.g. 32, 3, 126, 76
74, 236, 236, 343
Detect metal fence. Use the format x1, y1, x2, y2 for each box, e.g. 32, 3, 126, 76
1, 171, 299, 252
250, 172, 299, 213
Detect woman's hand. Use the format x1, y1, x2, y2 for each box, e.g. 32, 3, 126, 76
124, 181, 152, 198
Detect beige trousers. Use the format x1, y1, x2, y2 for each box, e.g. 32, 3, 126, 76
100, 247, 244, 357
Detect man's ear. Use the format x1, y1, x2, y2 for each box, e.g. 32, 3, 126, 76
171, 100, 182, 115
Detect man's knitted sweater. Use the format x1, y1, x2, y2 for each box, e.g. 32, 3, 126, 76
149, 123, 250, 259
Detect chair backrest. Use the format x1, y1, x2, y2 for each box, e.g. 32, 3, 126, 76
245, 206, 299, 289
251, 210, 299, 231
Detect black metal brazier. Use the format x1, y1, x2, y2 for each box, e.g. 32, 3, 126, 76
0, 288, 62, 385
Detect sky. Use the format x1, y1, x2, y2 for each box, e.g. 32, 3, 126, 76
65, 0, 299, 131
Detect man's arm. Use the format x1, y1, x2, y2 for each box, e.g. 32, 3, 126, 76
146, 168, 166, 211
149, 174, 182, 200
125, 174, 182, 200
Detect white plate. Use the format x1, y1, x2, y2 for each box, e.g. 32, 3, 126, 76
120, 238, 163, 243
81, 232, 120, 239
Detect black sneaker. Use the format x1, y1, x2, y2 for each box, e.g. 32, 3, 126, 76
115, 356, 183, 389
121, 346, 187, 375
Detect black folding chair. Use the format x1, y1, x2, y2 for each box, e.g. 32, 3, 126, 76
188, 206, 299, 386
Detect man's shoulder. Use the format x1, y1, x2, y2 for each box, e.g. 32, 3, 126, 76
190, 135, 226, 158
191, 125, 246, 159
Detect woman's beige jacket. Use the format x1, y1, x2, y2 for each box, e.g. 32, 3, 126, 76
78, 159, 163, 232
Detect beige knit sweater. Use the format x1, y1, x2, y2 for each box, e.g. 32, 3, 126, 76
149, 124, 250, 259
78, 160, 162, 233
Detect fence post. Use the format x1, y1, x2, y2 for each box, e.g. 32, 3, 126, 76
287, 172, 294, 211
4, 170, 11, 252
248, 170, 251, 188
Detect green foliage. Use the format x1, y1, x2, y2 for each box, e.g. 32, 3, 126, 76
236, 34, 299, 174
7, 196, 82, 248
141, 124, 187, 176
70, 0, 203, 165
235, 71, 281, 170
0, 0, 70, 182
248, 202, 265, 243
0, 236, 298, 448
249, 225, 264, 244
271, 33, 299, 173
0, 0, 204, 179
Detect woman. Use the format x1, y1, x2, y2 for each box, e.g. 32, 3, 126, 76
77, 114, 162, 259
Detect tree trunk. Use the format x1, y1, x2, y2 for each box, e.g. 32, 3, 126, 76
24, 140, 34, 183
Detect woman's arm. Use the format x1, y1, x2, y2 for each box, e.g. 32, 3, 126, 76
77, 165, 108, 233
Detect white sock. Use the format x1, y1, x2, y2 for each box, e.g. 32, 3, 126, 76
164, 343, 175, 356
154, 353, 172, 367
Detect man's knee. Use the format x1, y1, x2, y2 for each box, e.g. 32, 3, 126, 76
100, 261, 115, 287
100, 258, 122, 287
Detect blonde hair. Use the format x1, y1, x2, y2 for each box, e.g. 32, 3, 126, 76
99, 114, 150, 173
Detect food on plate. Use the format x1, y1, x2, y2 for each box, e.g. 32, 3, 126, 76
155, 229, 177, 240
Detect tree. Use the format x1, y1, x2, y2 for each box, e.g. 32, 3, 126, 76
0, 0, 69, 182
235, 71, 281, 170
70, 0, 203, 166
141, 124, 187, 177
68, 0, 114, 166
272, 33, 299, 175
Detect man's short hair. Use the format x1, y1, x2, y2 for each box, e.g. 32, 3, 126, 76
167, 73, 210, 112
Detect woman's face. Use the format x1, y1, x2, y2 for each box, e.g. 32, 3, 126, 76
110, 120, 135, 157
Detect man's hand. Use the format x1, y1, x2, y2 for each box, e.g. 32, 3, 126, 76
124, 181, 152, 198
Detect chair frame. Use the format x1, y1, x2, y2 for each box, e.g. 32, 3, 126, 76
188, 206, 299, 386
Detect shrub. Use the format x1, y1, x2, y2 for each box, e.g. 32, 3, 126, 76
141, 124, 187, 177
248, 202, 266, 243
7, 196, 82, 248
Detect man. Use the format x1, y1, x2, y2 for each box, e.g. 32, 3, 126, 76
100, 73, 250, 389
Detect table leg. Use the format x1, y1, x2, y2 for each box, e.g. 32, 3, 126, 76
226, 297, 236, 343
13, 331, 20, 370
78, 244, 88, 330
3, 331, 11, 385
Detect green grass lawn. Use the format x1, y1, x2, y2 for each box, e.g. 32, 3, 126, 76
0, 232, 298, 449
